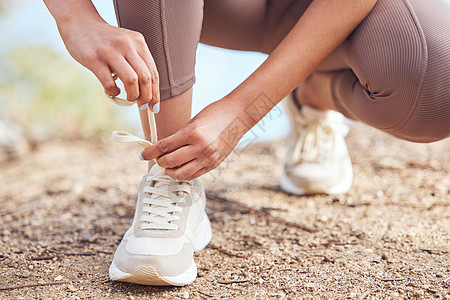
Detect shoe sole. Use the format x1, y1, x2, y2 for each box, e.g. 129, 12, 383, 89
109, 211, 212, 286
279, 161, 353, 195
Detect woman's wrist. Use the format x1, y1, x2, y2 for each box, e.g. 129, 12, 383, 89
223, 86, 278, 132
58, 17, 106, 44
216, 93, 270, 148
44, 0, 106, 34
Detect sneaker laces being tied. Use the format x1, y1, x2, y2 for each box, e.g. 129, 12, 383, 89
140, 169, 194, 230
290, 109, 349, 164
108, 95, 195, 230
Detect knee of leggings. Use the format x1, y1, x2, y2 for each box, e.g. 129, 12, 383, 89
332, 70, 450, 144
390, 98, 450, 144
391, 124, 450, 144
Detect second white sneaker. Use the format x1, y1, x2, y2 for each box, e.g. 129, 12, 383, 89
109, 164, 212, 286
281, 93, 353, 195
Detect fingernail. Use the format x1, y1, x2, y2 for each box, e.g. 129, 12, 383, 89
140, 103, 149, 111
139, 153, 144, 161
152, 102, 160, 114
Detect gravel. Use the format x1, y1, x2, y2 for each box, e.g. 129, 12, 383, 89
0, 122, 449, 299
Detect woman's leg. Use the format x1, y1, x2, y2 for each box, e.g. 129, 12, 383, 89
110, 0, 213, 287
327, 0, 450, 142
293, 71, 337, 111
201, 0, 312, 53
153, 89, 192, 139
114, 0, 203, 140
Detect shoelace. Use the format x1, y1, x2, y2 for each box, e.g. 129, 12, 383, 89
108, 95, 192, 230
140, 168, 193, 230
290, 110, 349, 164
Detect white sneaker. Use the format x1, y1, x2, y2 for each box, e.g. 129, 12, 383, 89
280, 93, 353, 195
109, 164, 212, 286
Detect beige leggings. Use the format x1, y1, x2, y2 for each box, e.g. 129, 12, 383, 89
114, 0, 450, 143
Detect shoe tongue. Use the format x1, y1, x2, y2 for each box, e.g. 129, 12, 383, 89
148, 164, 177, 194
149, 164, 164, 176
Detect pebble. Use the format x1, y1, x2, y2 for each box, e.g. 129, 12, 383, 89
19, 271, 30, 278
73, 183, 84, 195
67, 284, 77, 292
54, 275, 63, 281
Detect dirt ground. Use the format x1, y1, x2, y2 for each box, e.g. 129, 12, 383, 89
0, 122, 449, 299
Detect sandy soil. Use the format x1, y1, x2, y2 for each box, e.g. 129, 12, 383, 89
0, 122, 449, 299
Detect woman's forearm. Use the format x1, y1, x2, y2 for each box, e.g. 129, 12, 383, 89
43, 0, 105, 35
228, 0, 377, 126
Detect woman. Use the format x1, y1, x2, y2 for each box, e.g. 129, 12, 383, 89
44, 0, 450, 286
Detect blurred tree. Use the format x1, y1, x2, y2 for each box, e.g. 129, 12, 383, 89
0, 46, 128, 140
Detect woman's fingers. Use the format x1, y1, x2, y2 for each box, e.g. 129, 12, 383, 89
109, 56, 140, 101
186, 167, 208, 181
91, 62, 120, 97
140, 128, 190, 160
165, 159, 204, 181
136, 40, 160, 112
157, 145, 197, 168
125, 51, 153, 109
83, 27, 160, 109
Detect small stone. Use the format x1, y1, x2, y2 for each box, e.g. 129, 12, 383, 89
304, 283, 316, 290
54, 275, 63, 281
19, 271, 30, 278
181, 291, 189, 299
80, 231, 91, 242
73, 183, 84, 195
67, 284, 77, 292
28, 265, 34, 270
318, 215, 329, 222
60, 213, 72, 221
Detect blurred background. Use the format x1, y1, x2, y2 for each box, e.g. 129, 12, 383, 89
0, 0, 288, 163
2, 0, 449, 164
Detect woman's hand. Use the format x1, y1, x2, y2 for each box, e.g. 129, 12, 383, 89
140, 98, 249, 180
57, 16, 160, 110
